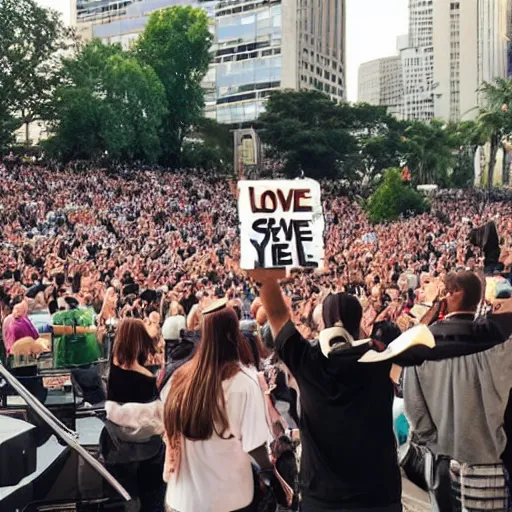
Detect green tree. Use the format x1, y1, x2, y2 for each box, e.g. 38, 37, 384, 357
0, 0, 75, 144
0, 111, 19, 155
347, 103, 406, 182
445, 120, 485, 188
401, 120, 456, 186
186, 117, 234, 171
365, 168, 430, 223
135, 6, 213, 165
258, 90, 358, 179
477, 78, 512, 187
44, 40, 167, 163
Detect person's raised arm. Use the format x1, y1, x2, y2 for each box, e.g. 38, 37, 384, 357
249, 269, 289, 338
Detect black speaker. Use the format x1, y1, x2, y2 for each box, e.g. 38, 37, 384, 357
0, 415, 37, 486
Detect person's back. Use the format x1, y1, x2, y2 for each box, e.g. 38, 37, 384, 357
276, 322, 401, 510
164, 367, 268, 512
162, 304, 271, 512
253, 269, 402, 512
101, 318, 165, 511
403, 271, 512, 510
405, 315, 512, 473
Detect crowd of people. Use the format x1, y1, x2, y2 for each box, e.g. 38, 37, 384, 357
1, 162, 512, 512
1, 164, 511, 337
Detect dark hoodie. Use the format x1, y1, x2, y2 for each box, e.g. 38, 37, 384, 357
275, 321, 401, 509
159, 331, 199, 391
469, 221, 501, 268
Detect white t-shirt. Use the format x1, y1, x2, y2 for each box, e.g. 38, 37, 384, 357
164, 367, 269, 512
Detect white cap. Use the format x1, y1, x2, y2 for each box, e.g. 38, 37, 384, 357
162, 316, 186, 341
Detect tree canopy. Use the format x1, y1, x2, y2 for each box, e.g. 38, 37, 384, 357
365, 168, 430, 223
261, 92, 377, 180
476, 78, 512, 187
0, 0, 75, 147
399, 120, 456, 187
258, 90, 490, 188
259, 91, 414, 183
135, 6, 213, 165
182, 117, 234, 172
44, 40, 167, 163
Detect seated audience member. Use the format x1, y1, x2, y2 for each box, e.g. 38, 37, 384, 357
3, 299, 42, 356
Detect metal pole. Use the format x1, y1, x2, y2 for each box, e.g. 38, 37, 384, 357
0, 363, 131, 502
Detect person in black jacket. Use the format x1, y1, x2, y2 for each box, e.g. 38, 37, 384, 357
252, 268, 402, 512
469, 221, 503, 275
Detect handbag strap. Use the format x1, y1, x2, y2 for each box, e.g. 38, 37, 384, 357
238, 365, 287, 432
238, 365, 295, 507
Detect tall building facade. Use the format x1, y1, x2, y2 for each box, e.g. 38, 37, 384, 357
358, 56, 403, 118
432, 0, 475, 121
432, 0, 511, 122
477, 0, 511, 87
210, 0, 288, 124
400, 0, 511, 121
77, 0, 136, 24
297, 0, 346, 100
77, 0, 346, 125
400, 0, 435, 121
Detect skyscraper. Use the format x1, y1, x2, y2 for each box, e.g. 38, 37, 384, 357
76, 0, 137, 24
358, 56, 403, 118
297, 0, 346, 100
400, 0, 511, 121
477, 0, 511, 87
400, 0, 435, 121
432, 0, 511, 122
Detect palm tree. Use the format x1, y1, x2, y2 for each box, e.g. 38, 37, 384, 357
402, 120, 456, 186
476, 78, 512, 188
446, 120, 485, 188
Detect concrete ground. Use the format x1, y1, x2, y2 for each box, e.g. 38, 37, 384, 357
402, 477, 430, 512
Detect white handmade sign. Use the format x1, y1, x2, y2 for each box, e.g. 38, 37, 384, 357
238, 179, 324, 270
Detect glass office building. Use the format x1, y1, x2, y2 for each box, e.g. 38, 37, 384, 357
213, 1, 283, 124
77, 0, 346, 124
77, 0, 137, 24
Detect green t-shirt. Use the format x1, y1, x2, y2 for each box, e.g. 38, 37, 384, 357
53, 308, 100, 368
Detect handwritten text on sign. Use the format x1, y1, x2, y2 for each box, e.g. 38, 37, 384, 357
238, 180, 324, 269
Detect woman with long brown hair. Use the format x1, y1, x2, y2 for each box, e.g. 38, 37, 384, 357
100, 318, 165, 511
162, 299, 271, 512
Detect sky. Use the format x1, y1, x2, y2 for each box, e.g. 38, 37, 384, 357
345, 0, 409, 102
36, 0, 409, 102
36, 0, 72, 25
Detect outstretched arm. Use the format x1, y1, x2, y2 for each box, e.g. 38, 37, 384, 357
249, 269, 289, 338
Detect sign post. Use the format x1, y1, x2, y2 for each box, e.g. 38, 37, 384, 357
233, 129, 261, 179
